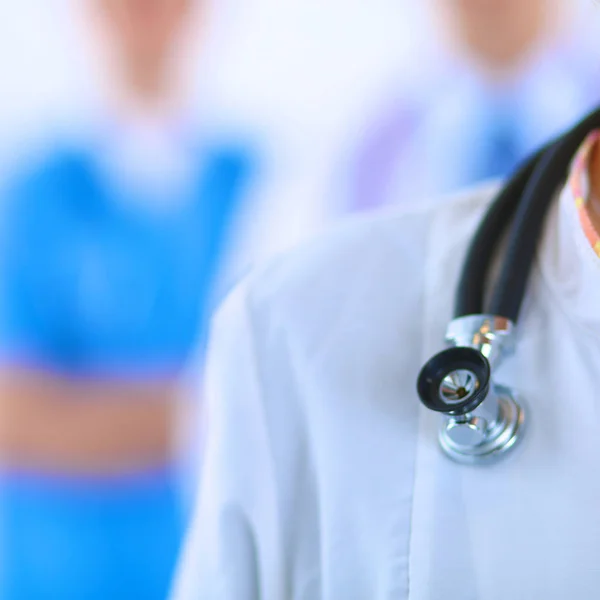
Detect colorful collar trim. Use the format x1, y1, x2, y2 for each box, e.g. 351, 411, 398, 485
569, 129, 600, 258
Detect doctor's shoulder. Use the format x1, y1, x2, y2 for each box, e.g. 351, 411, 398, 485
209, 179, 500, 379
177, 182, 502, 599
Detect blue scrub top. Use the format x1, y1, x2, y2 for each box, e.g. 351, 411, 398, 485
0, 140, 254, 599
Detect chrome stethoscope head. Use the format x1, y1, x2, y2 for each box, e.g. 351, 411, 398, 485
417, 316, 526, 465
416, 106, 600, 465
417, 346, 491, 416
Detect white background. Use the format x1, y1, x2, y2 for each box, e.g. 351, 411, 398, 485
0, 1, 424, 153
2, 1, 600, 188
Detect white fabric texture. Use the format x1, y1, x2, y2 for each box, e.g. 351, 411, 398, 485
173, 176, 600, 599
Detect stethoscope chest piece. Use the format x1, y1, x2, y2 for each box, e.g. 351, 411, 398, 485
438, 382, 525, 465
417, 316, 526, 465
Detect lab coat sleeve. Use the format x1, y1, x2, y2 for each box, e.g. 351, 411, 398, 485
172, 280, 284, 600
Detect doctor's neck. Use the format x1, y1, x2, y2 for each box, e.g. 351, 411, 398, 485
587, 141, 600, 234
109, 53, 186, 118
444, 0, 559, 80
88, 0, 198, 119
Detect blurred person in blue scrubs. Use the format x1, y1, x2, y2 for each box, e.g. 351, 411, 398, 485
0, 1, 255, 599
350, 0, 600, 211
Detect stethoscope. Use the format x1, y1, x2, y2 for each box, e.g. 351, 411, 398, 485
416, 107, 600, 465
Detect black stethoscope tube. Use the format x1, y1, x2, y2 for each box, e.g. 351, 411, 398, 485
454, 144, 548, 318
455, 107, 600, 322
490, 107, 600, 321
418, 107, 600, 463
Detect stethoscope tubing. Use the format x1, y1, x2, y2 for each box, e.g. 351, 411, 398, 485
454, 144, 547, 318
455, 106, 600, 322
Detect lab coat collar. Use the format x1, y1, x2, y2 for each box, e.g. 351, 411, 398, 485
537, 172, 600, 342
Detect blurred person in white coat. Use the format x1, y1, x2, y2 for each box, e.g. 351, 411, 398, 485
350, 0, 600, 212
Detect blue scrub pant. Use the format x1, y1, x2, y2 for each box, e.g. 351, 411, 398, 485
0, 473, 185, 600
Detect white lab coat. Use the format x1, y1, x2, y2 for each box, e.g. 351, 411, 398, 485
173, 177, 600, 599
177, 139, 336, 496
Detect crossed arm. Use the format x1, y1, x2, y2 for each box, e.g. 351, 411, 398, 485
0, 367, 183, 475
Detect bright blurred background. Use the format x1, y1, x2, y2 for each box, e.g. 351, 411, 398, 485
2, 0, 600, 598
